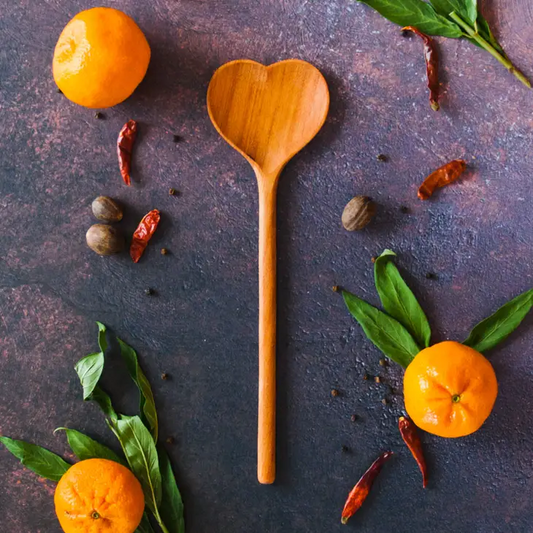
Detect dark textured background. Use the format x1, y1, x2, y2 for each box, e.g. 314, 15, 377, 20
1, 1, 533, 532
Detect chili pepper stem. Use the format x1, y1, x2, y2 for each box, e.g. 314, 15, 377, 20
449, 12, 531, 88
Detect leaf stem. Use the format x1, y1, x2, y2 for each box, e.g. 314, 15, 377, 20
152, 509, 170, 533
449, 11, 531, 88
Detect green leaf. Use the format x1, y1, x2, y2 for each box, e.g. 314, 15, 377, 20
75, 352, 105, 400
96, 321, 108, 353
0, 436, 70, 482
158, 446, 185, 533
429, 0, 477, 25
136, 513, 157, 533
55, 428, 126, 466
89, 386, 118, 423
118, 338, 158, 442
463, 288, 533, 353
374, 250, 431, 348
75, 322, 108, 400
357, 0, 463, 37
342, 290, 421, 368
110, 415, 162, 514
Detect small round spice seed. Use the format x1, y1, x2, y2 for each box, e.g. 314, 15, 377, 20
161, 248, 169, 255
376, 154, 388, 162
331, 389, 340, 397
382, 398, 389, 405
342, 196, 377, 231
94, 112, 104, 119
374, 376, 381, 384
145, 288, 154, 296
331, 285, 340, 293
379, 359, 388, 367
169, 188, 176, 196
351, 414, 358, 422
161, 373, 169, 380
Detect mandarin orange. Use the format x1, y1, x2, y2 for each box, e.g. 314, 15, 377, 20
403, 341, 498, 438
53, 7, 150, 108
54, 458, 144, 533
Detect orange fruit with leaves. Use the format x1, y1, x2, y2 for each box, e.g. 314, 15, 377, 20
403, 341, 498, 438
53, 7, 150, 108
342, 250, 533, 438
54, 458, 145, 533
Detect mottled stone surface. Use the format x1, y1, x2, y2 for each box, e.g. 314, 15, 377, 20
1, 1, 532, 532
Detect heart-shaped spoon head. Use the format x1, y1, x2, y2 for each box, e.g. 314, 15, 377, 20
207, 59, 330, 180
207, 59, 329, 485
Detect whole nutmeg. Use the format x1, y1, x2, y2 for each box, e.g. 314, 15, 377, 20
91, 196, 123, 223
86, 224, 125, 255
342, 196, 376, 231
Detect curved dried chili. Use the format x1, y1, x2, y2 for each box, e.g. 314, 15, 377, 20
130, 209, 160, 263
418, 159, 467, 200
117, 119, 138, 186
399, 416, 427, 488
341, 451, 393, 525
402, 26, 440, 111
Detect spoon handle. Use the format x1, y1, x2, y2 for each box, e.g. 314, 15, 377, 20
257, 176, 278, 484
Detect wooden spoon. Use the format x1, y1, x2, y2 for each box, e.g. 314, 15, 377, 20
207, 59, 329, 484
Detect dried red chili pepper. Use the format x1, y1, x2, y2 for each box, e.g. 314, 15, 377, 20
341, 451, 393, 525
399, 416, 428, 488
418, 159, 467, 200
117, 119, 138, 186
402, 26, 440, 111
130, 209, 160, 263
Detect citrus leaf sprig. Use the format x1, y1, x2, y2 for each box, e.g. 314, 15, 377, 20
343, 291, 420, 368
342, 250, 533, 366
374, 250, 431, 349
74, 321, 107, 400
357, 0, 531, 88
54, 427, 126, 466
343, 250, 429, 367
119, 338, 159, 442
464, 288, 533, 353
0, 437, 70, 482
0, 323, 185, 533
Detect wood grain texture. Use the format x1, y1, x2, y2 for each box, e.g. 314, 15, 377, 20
208, 60, 329, 483
1, 0, 533, 532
